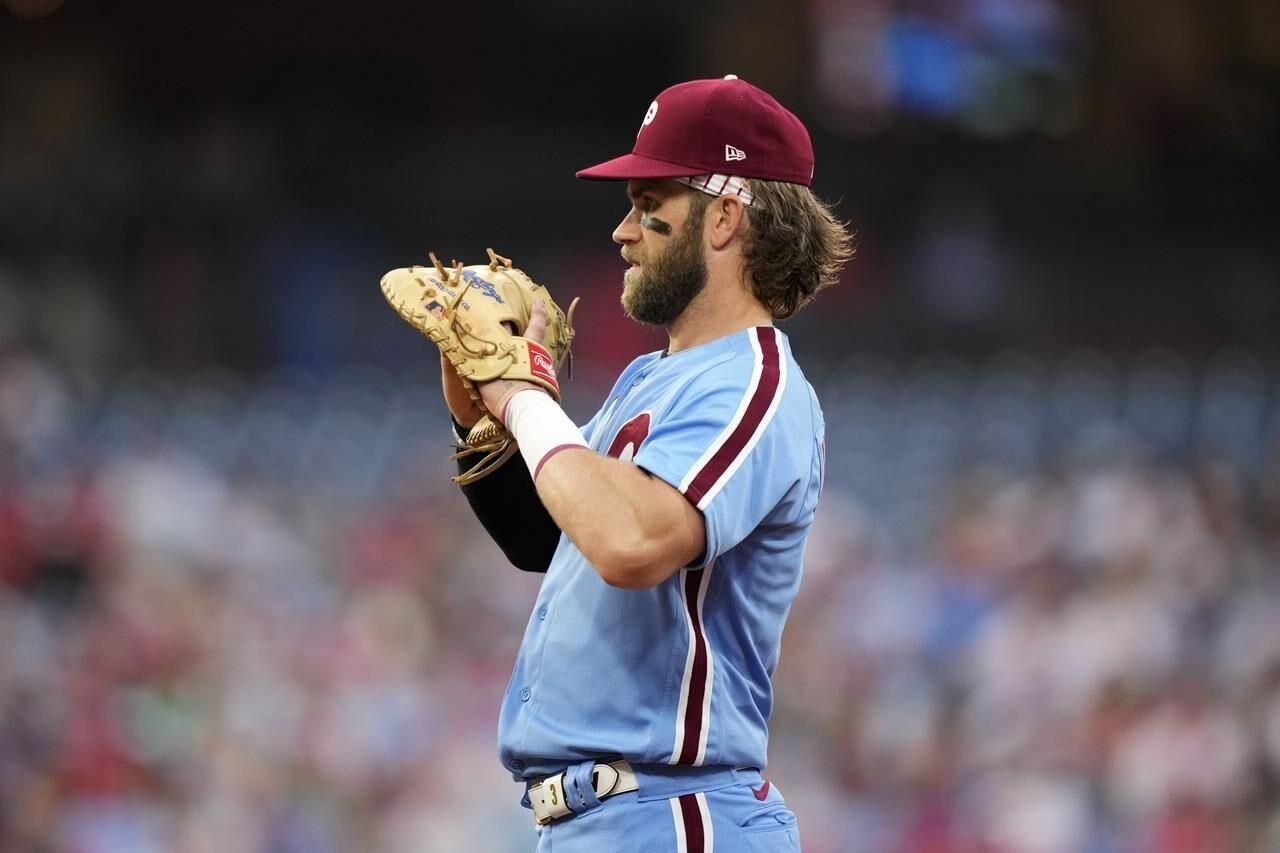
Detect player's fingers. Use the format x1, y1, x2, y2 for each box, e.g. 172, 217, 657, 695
526, 300, 548, 344
440, 351, 459, 379
439, 352, 467, 394
440, 352, 483, 426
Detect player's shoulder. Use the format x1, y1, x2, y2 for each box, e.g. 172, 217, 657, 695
689, 327, 811, 399
681, 327, 819, 435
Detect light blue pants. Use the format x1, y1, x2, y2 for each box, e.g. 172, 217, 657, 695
526, 762, 800, 852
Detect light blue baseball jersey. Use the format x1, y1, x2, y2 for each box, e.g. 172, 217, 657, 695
497, 325, 825, 780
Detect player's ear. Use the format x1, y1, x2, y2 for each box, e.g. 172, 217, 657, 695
707, 195, 745, 251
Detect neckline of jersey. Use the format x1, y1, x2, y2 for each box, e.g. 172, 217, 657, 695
659, 324, 779, 360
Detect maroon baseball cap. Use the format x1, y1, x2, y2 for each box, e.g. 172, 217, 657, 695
576, 75, 815, 186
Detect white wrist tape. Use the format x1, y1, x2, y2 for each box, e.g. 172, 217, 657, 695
503, 389, 588, 479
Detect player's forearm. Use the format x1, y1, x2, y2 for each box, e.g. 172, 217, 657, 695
534, 449, 704, 588
497, 388, 704, 586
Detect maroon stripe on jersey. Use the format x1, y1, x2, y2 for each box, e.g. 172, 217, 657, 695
676, 568, 709, 764
683, 327, 782, 506
679, 794, 705, 853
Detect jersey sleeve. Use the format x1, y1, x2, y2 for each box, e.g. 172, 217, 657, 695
634, 327, 804, 565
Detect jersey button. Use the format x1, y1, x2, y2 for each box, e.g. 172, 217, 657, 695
511, 759, 525, 771
519, 687, 531, 702
538, 605, 548, 620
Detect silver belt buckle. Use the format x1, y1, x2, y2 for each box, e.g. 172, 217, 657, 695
529, 771, 570, 826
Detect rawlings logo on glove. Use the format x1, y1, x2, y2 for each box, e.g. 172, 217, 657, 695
380, 249, 578, 483
528, 346, 557, 390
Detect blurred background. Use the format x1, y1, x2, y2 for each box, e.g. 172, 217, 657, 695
1, 1, 1279, 851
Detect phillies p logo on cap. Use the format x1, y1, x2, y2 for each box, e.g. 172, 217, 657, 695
639, 101, 658, 136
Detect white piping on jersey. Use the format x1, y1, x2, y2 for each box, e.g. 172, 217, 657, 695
670, 562, 716, 765
678, 327, 789, 511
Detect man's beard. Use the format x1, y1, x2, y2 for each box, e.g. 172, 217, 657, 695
621, 204, 708, 326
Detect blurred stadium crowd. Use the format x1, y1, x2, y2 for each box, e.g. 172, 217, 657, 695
3, 0, 1280, 851
2, 349, 1278, 852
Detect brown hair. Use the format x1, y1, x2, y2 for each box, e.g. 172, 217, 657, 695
739, 180, 855, 320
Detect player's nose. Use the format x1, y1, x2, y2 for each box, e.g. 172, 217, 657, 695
612, 209, 641, 245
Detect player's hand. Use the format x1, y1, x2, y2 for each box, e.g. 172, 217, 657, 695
478, 299, 550, 422
441, 354, 486, 429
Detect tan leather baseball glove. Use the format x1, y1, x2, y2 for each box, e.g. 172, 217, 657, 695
380, 249, 578, 483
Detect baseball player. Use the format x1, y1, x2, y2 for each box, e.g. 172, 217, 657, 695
434, 76, 852, 851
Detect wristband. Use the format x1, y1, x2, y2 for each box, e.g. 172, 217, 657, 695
503, 389, 589, 478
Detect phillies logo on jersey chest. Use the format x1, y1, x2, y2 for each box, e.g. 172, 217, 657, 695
606, 412, 651, 463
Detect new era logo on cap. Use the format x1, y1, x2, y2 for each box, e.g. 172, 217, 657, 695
576, 75, 815, 186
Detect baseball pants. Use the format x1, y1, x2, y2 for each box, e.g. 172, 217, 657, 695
528, 763, 800, 852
